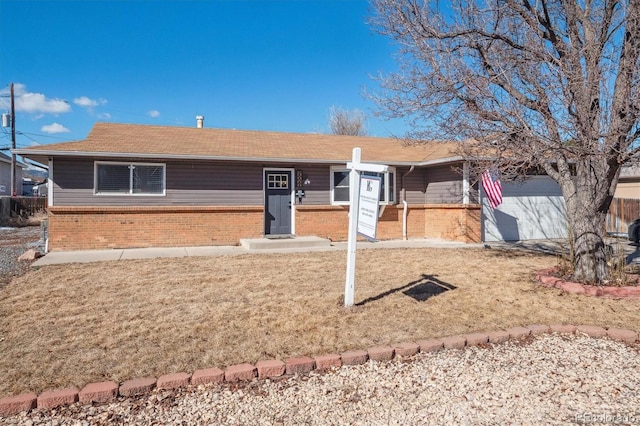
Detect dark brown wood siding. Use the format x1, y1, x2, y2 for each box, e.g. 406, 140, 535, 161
53, 158, 266, 206
52, 157, 337, 206
52, 158, 472, 207
425, 164, 465, 204
293, 164, 330, 206
401, 167, 427, 204
52, 158, 94, 205
167, 161, 264, 205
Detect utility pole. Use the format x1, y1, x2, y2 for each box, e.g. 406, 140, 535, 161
10, 83, 16, 197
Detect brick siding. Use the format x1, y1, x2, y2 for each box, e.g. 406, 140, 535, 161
46, 204, 481, 251
47, 206, 264, 251
424, 204, 482, 243
296, 204, 480, 243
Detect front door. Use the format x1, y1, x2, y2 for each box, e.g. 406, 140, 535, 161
264, 170, 292, 236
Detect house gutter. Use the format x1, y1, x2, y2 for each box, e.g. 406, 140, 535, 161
12, 150, 464, 168
401, 166, 415, 240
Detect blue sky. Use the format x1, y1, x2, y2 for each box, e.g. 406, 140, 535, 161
0, 0, 408, 151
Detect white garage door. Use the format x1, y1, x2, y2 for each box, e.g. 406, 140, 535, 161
482, 176, 568, 242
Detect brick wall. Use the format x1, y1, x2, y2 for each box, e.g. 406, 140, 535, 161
296, 204, 480, 243
46, 204, 481, 251
295, 205, 408, 241
47, 206, 264, 251
295, 205, 350, 241
424, 204, 482, 243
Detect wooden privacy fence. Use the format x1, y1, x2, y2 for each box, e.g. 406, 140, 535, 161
0, 196, 47, 221
607, 198, 640, 235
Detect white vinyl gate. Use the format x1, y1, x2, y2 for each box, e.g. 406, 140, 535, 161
481, 176, 568, 242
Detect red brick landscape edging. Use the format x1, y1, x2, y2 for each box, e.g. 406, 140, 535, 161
536, 268, 640, 298
1, 323, 638, 417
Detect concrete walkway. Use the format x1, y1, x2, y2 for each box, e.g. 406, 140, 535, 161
31, 236, 640, 267
32, 238, 483, 267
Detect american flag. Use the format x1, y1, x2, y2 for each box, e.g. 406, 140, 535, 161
481, 169, 503, 209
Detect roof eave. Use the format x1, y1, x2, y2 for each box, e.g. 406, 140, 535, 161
415, 156, 464, 166
14, 149, 460, 166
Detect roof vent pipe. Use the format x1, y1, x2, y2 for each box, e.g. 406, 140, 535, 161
196, 115, 204, 128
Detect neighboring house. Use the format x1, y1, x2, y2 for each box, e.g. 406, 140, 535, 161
14, 121, 567, 251
22, 178, 35, 196
0, 151, 23, 196
32, 181, 48, 197
615, 164, 640, 199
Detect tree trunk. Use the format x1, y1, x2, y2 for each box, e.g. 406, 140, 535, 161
568, 204, 610, 284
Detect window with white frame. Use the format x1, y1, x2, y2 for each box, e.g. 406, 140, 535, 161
330, 166, 396, 205
267, 173, 289, 189
95, 162, 165, 195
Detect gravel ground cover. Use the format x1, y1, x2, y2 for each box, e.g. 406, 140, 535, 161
1, 332, 639, 425
0, 226, 43, 288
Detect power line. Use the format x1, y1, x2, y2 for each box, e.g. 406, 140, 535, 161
1, 141, 49, 150
0, 129, 71, 145
16, 133, 41, 146
17, 131, 71, 140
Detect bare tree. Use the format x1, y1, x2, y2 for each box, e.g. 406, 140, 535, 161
329, 106, 367, 136
370, 0, 640, 283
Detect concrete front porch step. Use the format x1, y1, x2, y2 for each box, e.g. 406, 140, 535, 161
240, 236, 332, 251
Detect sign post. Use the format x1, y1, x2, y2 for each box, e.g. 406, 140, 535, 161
344, 148, 388, 307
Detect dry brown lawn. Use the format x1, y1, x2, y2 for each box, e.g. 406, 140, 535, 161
1, 246, 639, 397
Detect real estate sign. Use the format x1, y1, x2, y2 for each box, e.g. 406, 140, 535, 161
344, 148, 388, 307
356, 175, 382, 241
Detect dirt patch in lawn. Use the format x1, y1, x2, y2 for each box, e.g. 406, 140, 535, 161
1, 246, 639, 397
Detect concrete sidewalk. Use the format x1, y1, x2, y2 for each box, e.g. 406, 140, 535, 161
32, 238, 483, 267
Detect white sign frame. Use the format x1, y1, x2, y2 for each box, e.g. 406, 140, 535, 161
344, 148, 388, 307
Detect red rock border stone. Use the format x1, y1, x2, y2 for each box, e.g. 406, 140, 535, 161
285, 357, 315, 375
119, 378, 156, 397
536, 268, 640, 298
37, 387, 78, 410
78, 381, 118, 404
256, 360, 286, 379
1, 324, 639, 417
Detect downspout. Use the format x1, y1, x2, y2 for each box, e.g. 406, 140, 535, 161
462, 161, 470, 205
401, 166, 415, 240
45, 157, 53, 254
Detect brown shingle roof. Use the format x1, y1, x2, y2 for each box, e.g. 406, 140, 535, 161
15, 122, 461, 165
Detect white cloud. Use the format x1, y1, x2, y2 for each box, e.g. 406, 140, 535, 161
0, 84, 71, 114
41, 123, 70, 134
18, 92, 70, 114
73, 96, 107, 109
97, 112, 112, 120
148, 110, 160, 118
73, 96, 98, 108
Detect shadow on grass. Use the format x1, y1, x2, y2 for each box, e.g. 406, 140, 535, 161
356, 274, 457, 306
485, 244, 562, 258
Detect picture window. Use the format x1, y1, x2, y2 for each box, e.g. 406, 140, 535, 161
95, 162, 165, 195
